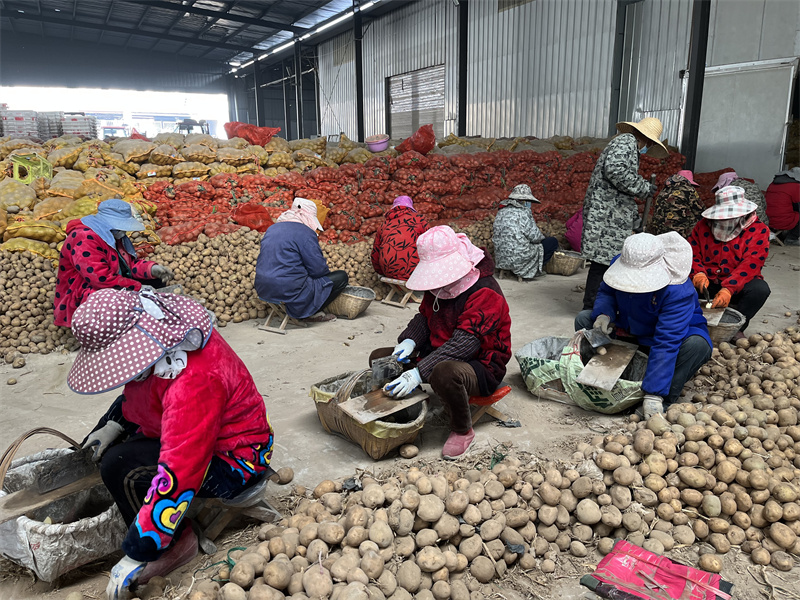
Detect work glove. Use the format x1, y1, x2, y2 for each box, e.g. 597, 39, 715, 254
384, 368, 422, 398
711, 288, 732, 309
392, 339, 417, 364
593, 315, 614, 335
106, 555, 145, 600
692, 273, 709, 293
151, 264, 174, 284
642, 395, 664, 420
82, 421, 125, 462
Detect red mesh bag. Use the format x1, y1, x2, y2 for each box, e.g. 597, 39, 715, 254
204, 223, 244, 238
224, 121, 281, 146
157, 222, 205, 245
233, 203, 273, 233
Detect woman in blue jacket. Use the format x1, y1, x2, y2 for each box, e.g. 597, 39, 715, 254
575, 232, 712, 418
255, 198, 348, 321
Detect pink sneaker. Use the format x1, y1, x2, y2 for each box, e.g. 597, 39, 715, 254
442, 429, 476, 460
139, 526, 199, 584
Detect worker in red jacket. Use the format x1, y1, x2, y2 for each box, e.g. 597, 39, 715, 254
688, 186, 771, 334
67, 289, 273, 599
765, 167, 800, 245
370, 196, 429, 281
54, 199, 174, 326
372, 226, 512, 459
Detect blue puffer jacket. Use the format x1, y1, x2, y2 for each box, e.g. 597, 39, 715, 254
591, 263, 711, 397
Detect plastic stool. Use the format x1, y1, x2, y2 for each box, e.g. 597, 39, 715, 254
469, 385, 513, 425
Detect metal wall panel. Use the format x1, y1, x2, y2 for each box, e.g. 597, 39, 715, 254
317, 31, 358, 137
389, 65, 447, 138
467, 0, 618, 139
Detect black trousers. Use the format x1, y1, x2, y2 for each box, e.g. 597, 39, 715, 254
708, 279, 770, 332
582, 261, 609, 310
542, 237, 559, 265
321, 270, 349, 310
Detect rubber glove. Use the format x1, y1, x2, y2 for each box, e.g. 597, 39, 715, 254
642, 394, 664, 419
151, 264, 174, 283
82, 421, 125, 461
391, 339, 416, 363
592, 314, 614, 335
711, 288, 732, 309
384, 368, 422, 398
106, 555, 145, 600
692, 273, 709, 293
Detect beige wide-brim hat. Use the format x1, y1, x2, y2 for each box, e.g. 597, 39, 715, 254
617, 117, 669, 159
603, 233, 671, 293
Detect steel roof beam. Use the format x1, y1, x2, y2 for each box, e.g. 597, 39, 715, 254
174, 0, 237, 54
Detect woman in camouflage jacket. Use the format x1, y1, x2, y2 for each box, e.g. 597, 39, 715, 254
650, 170, 705, 239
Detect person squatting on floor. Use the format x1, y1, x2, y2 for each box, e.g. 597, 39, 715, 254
370, 226, 512, 460
492, 184, 559, 279
581, 117, 666, 310
649, 169, 705, 239
67, 289, 273, 599
688, 185, 771, 333
371, 195, 430, 280
765, 167, 800, 245
575, 232, 712, 419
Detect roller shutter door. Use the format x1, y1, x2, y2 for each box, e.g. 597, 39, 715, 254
388, 65, 446, 139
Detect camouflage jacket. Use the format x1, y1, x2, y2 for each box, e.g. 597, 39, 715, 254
650, 175, 705, 238
581, 133, 651, 265
731, 178, 769, 226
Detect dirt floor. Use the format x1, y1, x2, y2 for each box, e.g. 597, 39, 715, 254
0, 244, 798, 599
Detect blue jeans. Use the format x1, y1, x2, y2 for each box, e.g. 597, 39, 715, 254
574, 310, 712, 406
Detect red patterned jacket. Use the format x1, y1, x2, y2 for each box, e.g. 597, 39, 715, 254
54, 220, 157, 326
400, 254, 512, 396
371, 207, 429, 280
688, 218, 770, 294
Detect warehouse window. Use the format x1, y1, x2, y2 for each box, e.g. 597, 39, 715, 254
498, 0, 535, 12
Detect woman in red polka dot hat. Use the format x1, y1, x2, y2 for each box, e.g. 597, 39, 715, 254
66, 288, 274, 599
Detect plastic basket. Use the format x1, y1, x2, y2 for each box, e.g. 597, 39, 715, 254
326, 285, 376, 319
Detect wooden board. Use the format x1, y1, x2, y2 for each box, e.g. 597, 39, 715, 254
575, 341, 638, 392
0, 471, 103, 525
337, 389, 428, 425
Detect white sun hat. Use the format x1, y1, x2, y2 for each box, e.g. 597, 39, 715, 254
658, 231, 693, 285
603, 233, 671, 293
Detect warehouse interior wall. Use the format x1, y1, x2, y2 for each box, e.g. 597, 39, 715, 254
317, 31, 358, 138
0, 33, 228, 94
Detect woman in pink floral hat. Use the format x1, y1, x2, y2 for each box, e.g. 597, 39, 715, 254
66, 288, 273, 599
370, 226, 512, 459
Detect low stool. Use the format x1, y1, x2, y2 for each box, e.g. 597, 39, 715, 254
259, 302, 308, 335
381, 277, 422, 308
497, 269, 523, 283
469, 384, 514, 425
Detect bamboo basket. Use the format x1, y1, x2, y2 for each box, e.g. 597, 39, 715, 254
310, 370, 427, 460
326, 286, 376, 319
708, 308, 746, 345
544, 251, 585, 276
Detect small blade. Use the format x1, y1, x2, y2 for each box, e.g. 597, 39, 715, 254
34, 447, 98, 494
582, 328, 613, 349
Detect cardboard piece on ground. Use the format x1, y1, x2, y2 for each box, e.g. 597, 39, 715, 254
0, 472, 103, 525
575, 341, 638, 391
337, 389, 427, 425
702, 307, 726, 327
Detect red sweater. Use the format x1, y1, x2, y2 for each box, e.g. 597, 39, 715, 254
688, 219, 770, 294
54, 220, 156, 326
765, 180, 799, 230
371, 207, 429, 280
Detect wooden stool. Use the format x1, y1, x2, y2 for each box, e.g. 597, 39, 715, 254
258, 302, 308, 335
469, 385, 513, 425
194, 472, 282, 542
381, 277, 422, 308
497, 269, 523, 283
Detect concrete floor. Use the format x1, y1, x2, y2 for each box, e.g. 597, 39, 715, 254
0, 245, 797, 600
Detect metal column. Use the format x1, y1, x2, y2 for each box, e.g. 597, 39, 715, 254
457, 0, 468, 137
282, 60, 291, 138
681, 0, 711, 170
294, 39, 304, 139
354, 1, 365, 142
226, 75, 238, 123
252, 64, 265, 126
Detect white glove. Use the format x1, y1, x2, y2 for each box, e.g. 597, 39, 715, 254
593, 314, 614, 335
151, 264, 174, 283
642, 395, 664, 419
82, 421, 125, 461
384, 368, 422, 398
106, 555, 145, 600
392, 339, 417, 363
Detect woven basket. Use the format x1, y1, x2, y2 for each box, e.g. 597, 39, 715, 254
708, 308, 746, 345
310, 370, 427, 460
544, 251, 585, 276
326, 286, 376, 319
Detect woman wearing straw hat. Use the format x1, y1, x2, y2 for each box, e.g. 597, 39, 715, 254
713, 171, 769, 226
371, 226, 512, 459
255, 198, 348, 322
54, 198, 174, 327
575, 232, 712, 418
65, 289, 274, 599
688, 186, 771, 333
492, 184, 560, 279
650, 169, 705, 239
371, 195, 430, 280
581, 117, 666, 310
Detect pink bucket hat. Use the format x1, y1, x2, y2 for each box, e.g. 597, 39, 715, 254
676, 170, 699, 186
603, 233, 670, 293
712, 171, 738, 191
407, 226, 476, 291
68, 289, 213, 394
702, 186, 757, 220
392, 196, 416, 211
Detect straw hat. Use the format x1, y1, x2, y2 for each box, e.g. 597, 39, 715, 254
616, 117, 669, 158
702, 186, 757, 220
603, 233, 670, 293
507, 184, 541, 203
406, 226, 475, 291
658, 231, 693, 285
68, 289, 212, 394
